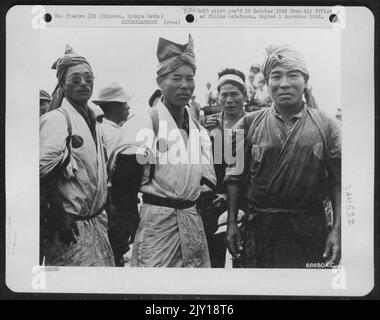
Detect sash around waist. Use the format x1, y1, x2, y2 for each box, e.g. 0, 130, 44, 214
71, 204, 106, 221
143, 193, 196, 210
250, 206, 320, 215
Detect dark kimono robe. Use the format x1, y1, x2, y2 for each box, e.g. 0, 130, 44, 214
226, 104, 341, 268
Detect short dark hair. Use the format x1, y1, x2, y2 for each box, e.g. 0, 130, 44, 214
217, 68, 247, 96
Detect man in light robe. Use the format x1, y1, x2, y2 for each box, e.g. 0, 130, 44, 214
40, 45, 114, 266
109, 34, 216, 267
226, 45, 341, 268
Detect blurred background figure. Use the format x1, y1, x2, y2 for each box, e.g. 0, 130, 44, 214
245, 63, 262, 112
253, 72, 272, 108
335, 107, 342, 123
189, 94, 201, 121
39, 90, 51, 117
202, 82, 220, 116
148, 89, 162, 108
204, 82, 212, 107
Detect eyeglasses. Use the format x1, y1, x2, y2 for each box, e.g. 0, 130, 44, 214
67, 73, 95, 84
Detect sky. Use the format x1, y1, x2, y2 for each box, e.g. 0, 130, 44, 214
40, 27, 341, 117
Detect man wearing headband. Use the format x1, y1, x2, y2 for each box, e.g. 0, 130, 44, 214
109, 35, 216, 267
226, 45, 341, 268
200, 68, 247, 267
40, 45, 114, 266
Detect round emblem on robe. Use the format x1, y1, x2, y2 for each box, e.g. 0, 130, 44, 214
156, 138, 168, 153
71, 135, 84, 148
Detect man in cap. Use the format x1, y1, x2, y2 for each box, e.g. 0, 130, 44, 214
226, 45, 341, 268
40, 45, 114, 266
109, 34, 216, 267
93, 82, 131, 156
92, 83, 131, 266
40, 90, 51, 117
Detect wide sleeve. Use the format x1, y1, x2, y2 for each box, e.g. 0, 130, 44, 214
107, 111, 156, 176
39, 110, 69, 178
199, 125, 217, 190
327, 117, 342, 187
116, 112, 155, 156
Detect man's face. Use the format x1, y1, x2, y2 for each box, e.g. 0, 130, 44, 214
219, 83, 244, 117
40, 100, 49, 116
268, 66, 306, 109
118, 102, 130, 122
158, 65, 195, 108
61, 64, 94, 104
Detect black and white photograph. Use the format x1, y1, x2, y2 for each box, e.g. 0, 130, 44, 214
5, 5, 375, 296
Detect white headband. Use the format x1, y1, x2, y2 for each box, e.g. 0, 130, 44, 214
218, 74, 246, 88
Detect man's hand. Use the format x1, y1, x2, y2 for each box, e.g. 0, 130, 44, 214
323, 228, 341, 266
125, 213, 140, 244
204, 115, 219, 130
226, 223, 244, 261
57, 213, 79, 246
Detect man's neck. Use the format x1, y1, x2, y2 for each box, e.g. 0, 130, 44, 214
163, 98, 186, 125
224, 108, 244, 127
67, 97, 88, 113
224, 108, 244, 120
275, 100, 303, 121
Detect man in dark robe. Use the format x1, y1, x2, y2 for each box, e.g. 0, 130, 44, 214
225, 45, 341, 268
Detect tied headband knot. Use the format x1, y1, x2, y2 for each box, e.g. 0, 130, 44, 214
156, 34, 196, 77
262, 45, 309, 82
262, 45, 318, 109
48, 45, 93, 112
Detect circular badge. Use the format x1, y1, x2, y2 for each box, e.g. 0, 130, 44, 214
71, 135, 84, 148
156, 138, 168, 154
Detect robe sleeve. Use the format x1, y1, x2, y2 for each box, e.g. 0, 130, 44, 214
39, 110, 69, 178
107, 111, 155, 177
327, 117, 342, 187
118, 111, 155, 156
199, 125, 216, 191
